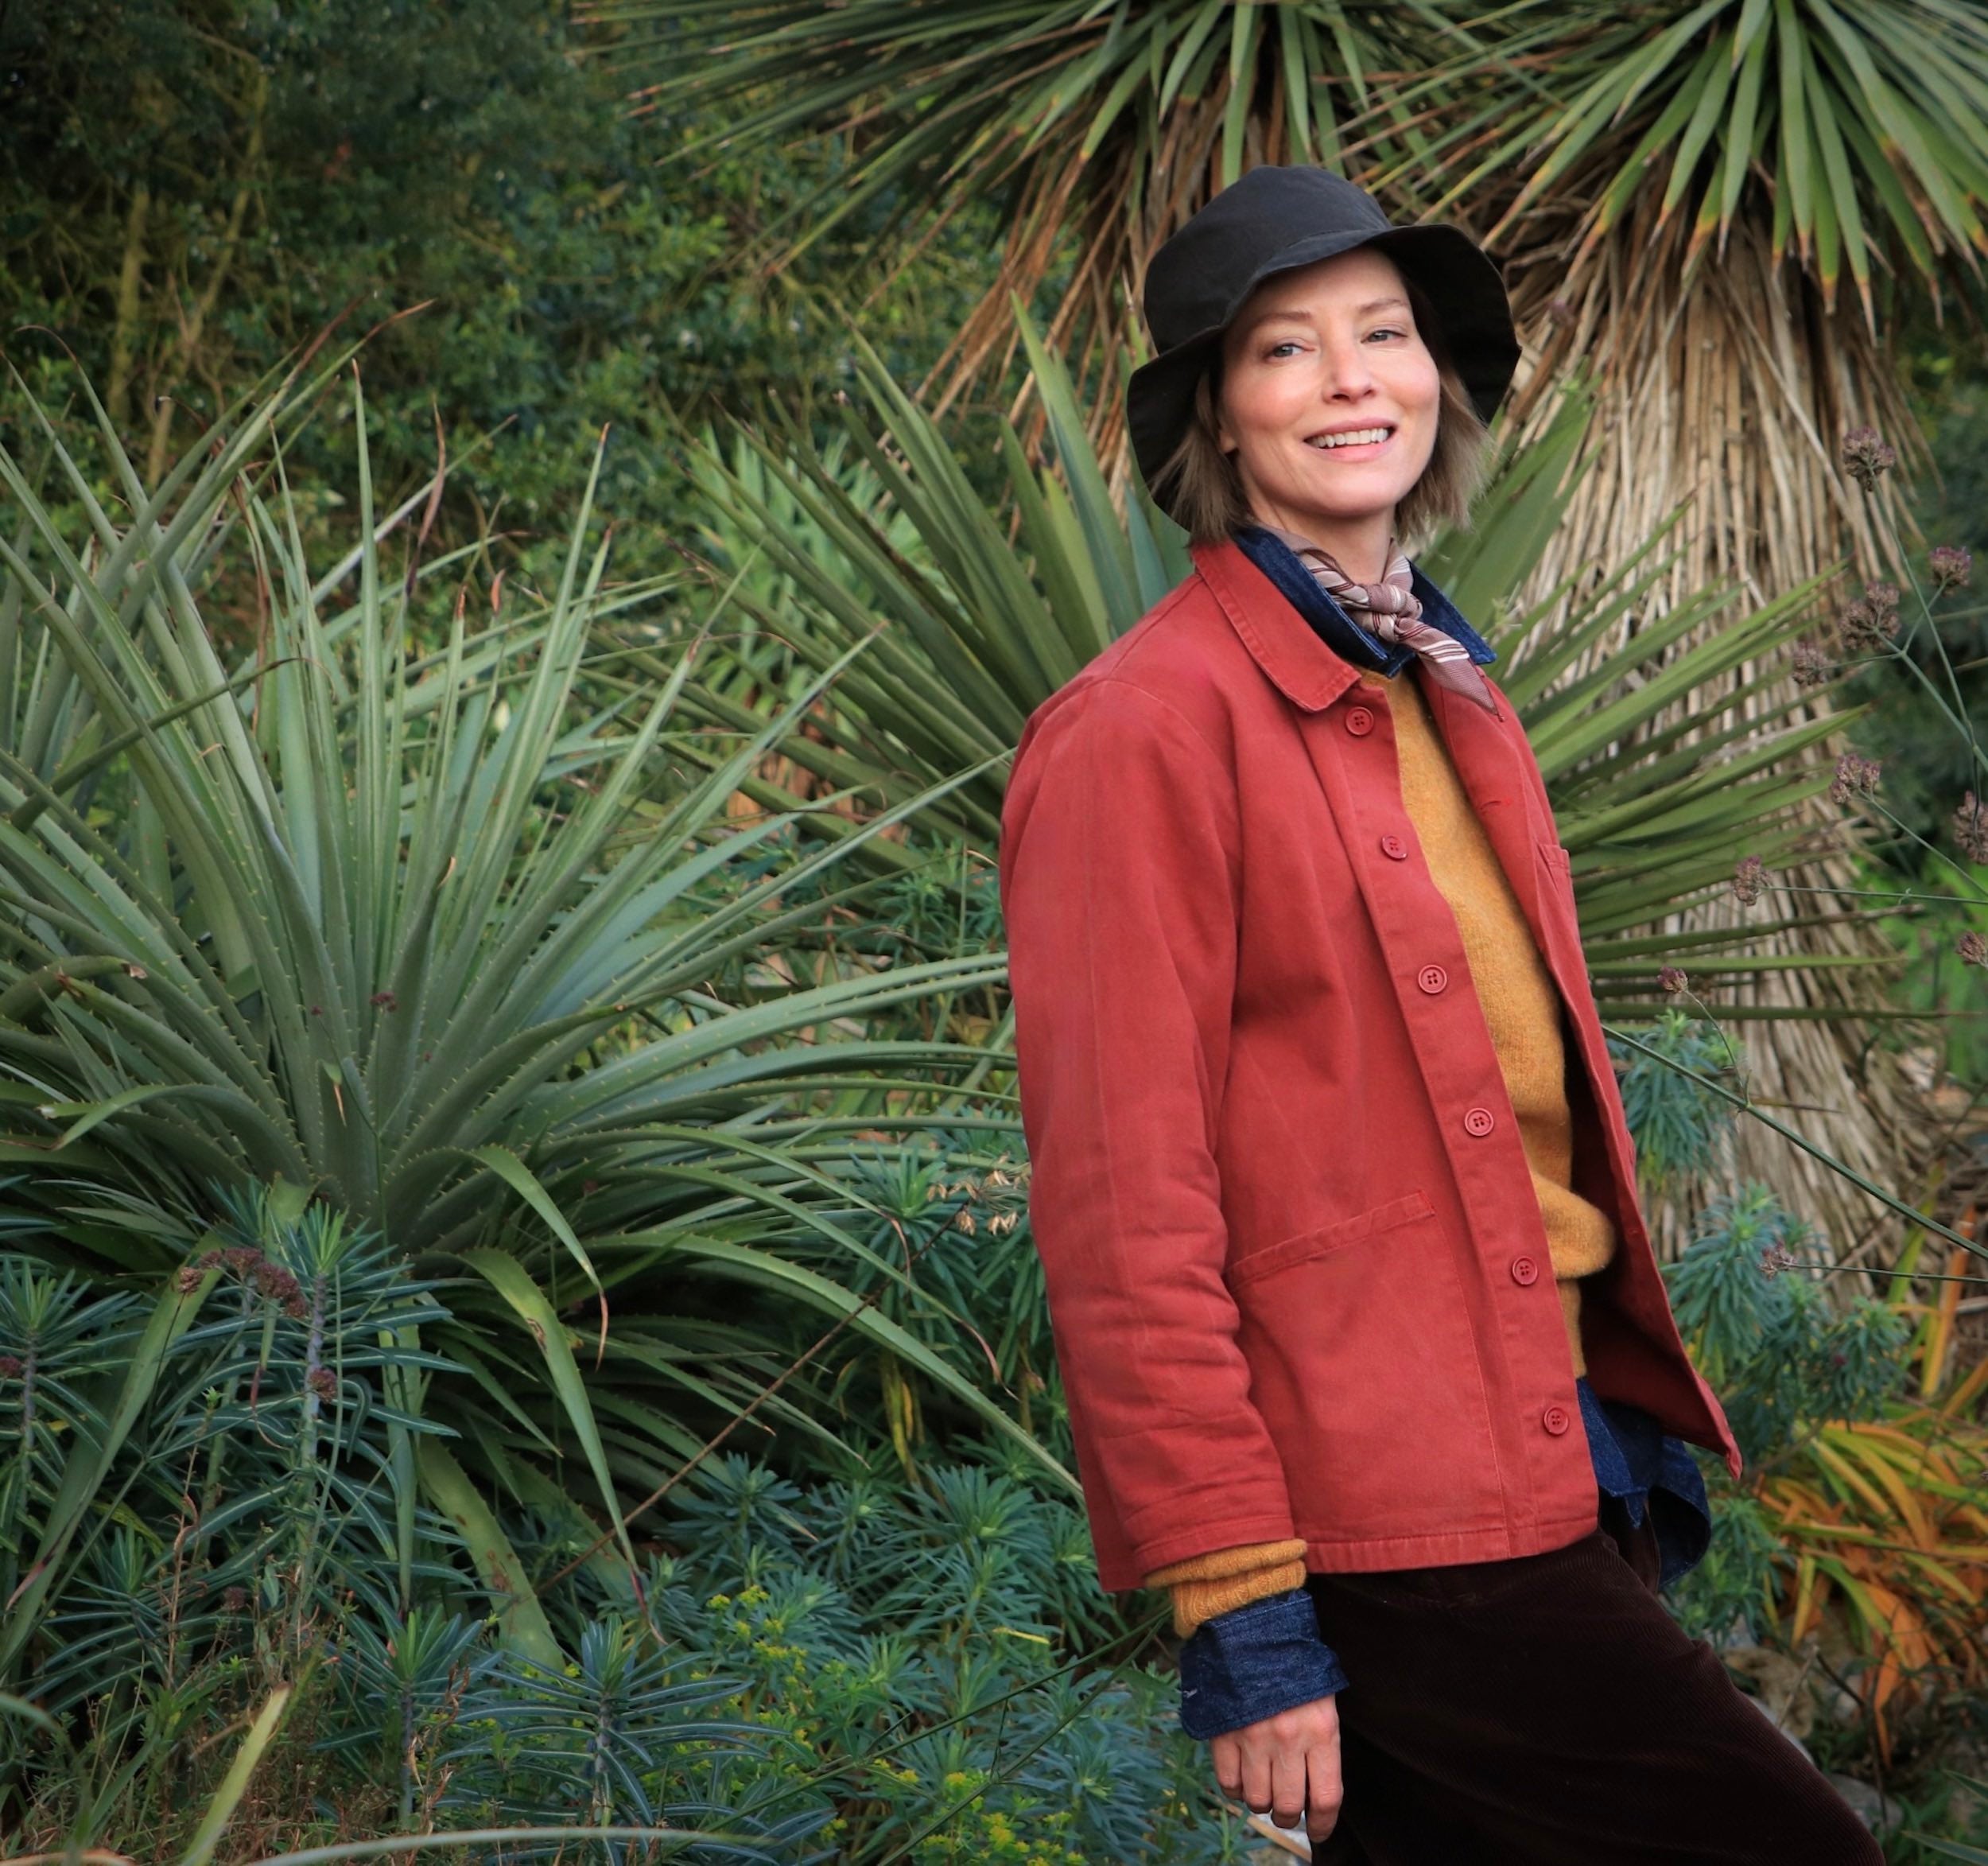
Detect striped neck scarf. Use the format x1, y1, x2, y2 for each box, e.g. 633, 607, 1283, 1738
1264, 526, 1497, 713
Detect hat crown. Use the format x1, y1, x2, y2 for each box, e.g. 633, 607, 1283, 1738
1142, 166, 1393, 352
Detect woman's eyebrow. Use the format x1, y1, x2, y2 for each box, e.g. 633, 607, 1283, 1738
1237, 308, 1314, 336
1241, 296, 1409, 335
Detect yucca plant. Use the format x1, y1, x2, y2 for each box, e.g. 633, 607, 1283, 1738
593, 1, 1988, 573
0, 368, 1069, 1652
597, 0, 1982, 1242
667, 321, 1874, 1022
586, 1, 1462, 435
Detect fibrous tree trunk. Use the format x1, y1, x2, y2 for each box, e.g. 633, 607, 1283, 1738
1497, 200, 1928, 1260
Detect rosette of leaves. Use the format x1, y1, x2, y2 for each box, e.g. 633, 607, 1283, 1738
0, 364, 1069, 1654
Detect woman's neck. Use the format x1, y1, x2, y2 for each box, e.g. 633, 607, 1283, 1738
1248, 503, 1396, 585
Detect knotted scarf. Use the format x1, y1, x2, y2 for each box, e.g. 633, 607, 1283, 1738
1264, 525, 1498, 713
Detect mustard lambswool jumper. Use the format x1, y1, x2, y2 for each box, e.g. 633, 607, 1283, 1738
1151, 667, 1618, 1636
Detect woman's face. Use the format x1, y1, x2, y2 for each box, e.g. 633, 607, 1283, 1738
1216, 247, 1441, 544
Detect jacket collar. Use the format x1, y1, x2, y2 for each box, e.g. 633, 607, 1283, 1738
1192, 531, 1496, 713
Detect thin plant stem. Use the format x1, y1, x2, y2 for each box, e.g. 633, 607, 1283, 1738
1603, 1022, 1988, 1264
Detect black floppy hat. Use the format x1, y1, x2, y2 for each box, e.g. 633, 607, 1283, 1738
1127, 165, 1520, 514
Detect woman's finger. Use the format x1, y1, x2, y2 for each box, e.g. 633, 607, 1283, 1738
1241, 1742, 1274, 1816
1211, 1732, 1244, 1802
1307, 1737, 1344, 1841
1272, 1747, 1309, 1829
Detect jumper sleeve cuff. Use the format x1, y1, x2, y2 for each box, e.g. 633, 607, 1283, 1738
1147, 1538, 1309, 1636
1177, 1588, 1348, 1740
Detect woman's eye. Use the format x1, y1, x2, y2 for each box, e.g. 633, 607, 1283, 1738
1366, 325, 1408, 342
1264, 340, 1303, 360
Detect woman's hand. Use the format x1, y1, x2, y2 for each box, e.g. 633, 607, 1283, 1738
1211, 1692, 1343, 1846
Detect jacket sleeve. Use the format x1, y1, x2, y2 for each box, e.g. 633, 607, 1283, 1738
1000, 677, 1299, 1582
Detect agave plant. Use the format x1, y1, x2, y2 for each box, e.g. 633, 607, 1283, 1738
0, 368, 1070, 1654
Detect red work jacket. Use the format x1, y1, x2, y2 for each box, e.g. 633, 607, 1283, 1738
999, 538, 1741, 1591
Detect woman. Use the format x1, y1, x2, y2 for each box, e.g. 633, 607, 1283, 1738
998, 166, 1881, 1864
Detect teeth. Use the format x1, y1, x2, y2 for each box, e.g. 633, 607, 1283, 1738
1307, 427, 1390, 449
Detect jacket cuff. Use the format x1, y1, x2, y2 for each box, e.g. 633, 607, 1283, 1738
1177, 1588, 1348, 1740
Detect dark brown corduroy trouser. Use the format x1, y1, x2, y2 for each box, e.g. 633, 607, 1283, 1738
1306, 1506, 1884, 1864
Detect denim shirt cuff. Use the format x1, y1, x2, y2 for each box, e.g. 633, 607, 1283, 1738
1176, 1588, 1348, 1740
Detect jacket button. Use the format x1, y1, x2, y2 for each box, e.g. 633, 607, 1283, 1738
1345, 706, 1375, 737
1380, 833, 1408, 860
1510, 1254, 1540, 1286
1462, 1105, 1496, 1137
1416, 963, 1447, 994
1542, 1402, 1571, 1436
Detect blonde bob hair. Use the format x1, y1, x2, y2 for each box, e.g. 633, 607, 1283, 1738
1150, 278, 1490, 549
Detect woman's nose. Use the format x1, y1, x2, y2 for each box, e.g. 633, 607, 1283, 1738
1319, 337, 1374, 399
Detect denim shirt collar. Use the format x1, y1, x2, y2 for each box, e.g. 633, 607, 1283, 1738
1233, 523, 1498, 679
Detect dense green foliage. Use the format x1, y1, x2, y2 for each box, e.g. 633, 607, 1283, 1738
4, 2, 1988, 1859
0, 0, 1009, 588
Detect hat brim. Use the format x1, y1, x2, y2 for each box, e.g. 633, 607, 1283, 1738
1126, 222, 1520, 519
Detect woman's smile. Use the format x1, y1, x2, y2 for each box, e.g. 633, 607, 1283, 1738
1302, 422, 1397, 459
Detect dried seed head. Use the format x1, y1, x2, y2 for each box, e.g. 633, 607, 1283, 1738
306, 1366, 338, 1401
1658, 966, 1689, 995
1959, 931, 1988, 969
1732, 855, 1767, 905
0, 1355, 21, 1379
223, 1585, 249, 1614
1791, 641, 1833, 688
1955, 793, 1988, 865
1828, 752, 1883, 805
1930, 545, 1974, 594
254, 1261, 303, 1308
175, 1264, 205, 1294
1838, 581, 1901, 650
369, 990, 398, 1012
1841, 426, 1897, 492
1758, 1246, 1799, 1279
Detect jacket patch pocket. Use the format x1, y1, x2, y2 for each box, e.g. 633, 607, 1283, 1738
1229, 1190, 1505, 1538
1228, 1190, 1435, 1292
